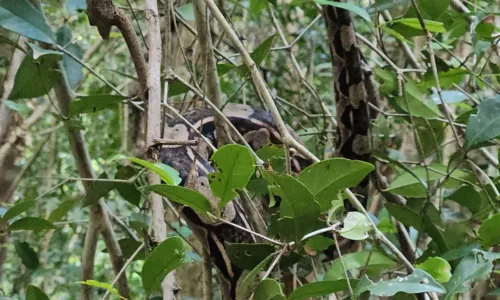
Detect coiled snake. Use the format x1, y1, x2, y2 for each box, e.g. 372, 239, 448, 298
159, 2, 377, 299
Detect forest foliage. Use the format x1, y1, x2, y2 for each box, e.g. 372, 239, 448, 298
0, 0, 500, 299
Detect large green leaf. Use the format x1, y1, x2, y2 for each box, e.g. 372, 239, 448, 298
70, 95, 126, 116
415, 257, 452, 283
464, 97, 500, 150
418, 0, 450, 19
444, 251, 499, 300
227, 243, 275, 270
254, 279, 286, 300
77, 280, 126, 299
325, 250, 396, 281
2, 200, 35, 221
141, 185, 212, 215
354, 269, 446, 297
8, 48, 62, 99
9, 217, 55, 232
26, 285, 50, 300
142, 236, 185, 295
297, 158, 374, 211
390, 18, 446, 33
288, 280, 359, 300
315, 0, 372, 23
15, 241, 39, 269
0, 0, 54, 43
209, 144, 255, 207
127, 157, 181, 186
445, 185, 483, 214
385, 164, 471, 198
478, 214, 500, 248
419, 68, 467, 90
268, 172, 321, 242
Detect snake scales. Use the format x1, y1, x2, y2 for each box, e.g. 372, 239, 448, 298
158, 2, 376, 299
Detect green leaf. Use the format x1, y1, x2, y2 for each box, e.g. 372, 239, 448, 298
56, 25, 83, 88
325, 250, 396, 281
395, 81, 442, 119
176, 3, 194, 21
227, 243, 275, 270
250, 0, 268, 15
3, 99, 31, 116
385, 203, 448, 253
0, 0, 54, 43
8, 51, 61, 100
297, 158, 374, 211
26, 43, 62, 60
26, 285, 50, 300
82, 173, 115, 207
288, 280, 359, 300
305, 235, 334, 251
444, 252, 497, 299
315, 0, 372, 23
251, 35, 276, 66
391, 18, 446, 33
48, 199, 76, 222
339, 212, 371, 241
441, 243, 479, 261
464, 97, 500, 150
237, 35, 276, 76
142, 236, 185, 295
416, 257, 452, 283
15, 241, 39, 269
385, 164, 471, 198
445, 186, 482, 214
102, 238, 145, 261
420, 69, 468, 90
418, 0, 450, 19
77, 280, 126, 299
9, 217, 55, 232
127, 157, 181, 186
115, 166, 141, 207
236, 252, 275, 300
354, 269, 446, 297
267, 172, 320, 242
141, 185, 211, 215
254, 279, 286, 300
208, 144, 255, 207
478, 214, 500, 248
70, 95, 126, 116
217, 63, 236, 76
2, 200, 35, 221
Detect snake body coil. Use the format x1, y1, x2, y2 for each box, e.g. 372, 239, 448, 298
160, 103, 311, 298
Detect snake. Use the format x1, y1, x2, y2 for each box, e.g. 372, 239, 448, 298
160, 103, 312, 299
158, 2, 377, 298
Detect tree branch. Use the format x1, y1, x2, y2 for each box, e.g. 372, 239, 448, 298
144, 0, 178, 298
53, 61, 129, 300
